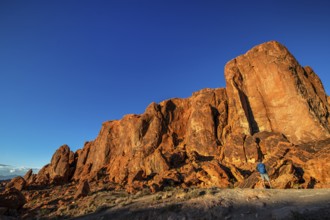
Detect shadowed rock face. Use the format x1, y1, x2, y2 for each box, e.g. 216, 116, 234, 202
0, 187, 26, 209
27, 41, 330, 191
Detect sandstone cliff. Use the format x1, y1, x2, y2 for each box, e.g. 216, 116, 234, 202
28, 41, 330, 191
225, 41, 330, 143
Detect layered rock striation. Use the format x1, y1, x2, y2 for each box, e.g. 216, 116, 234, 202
27, 41, 330, 191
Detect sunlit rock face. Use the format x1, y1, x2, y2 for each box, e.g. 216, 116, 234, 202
225, 41, 330, 144
29, 41, 330, 191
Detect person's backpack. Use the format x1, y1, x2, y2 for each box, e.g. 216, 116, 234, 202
257, 163, 266, 174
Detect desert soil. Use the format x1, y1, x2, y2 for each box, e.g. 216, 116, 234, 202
71, 188, 330, 220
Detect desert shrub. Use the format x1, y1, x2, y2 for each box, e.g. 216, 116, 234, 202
133, 187, 151, 199
39, 208, 51, 216
163, 186, 175, 192
184, 188, 206, 200
154, 194, 163, 201
207, 187, 219, 195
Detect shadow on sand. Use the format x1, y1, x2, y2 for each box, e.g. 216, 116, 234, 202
70, 194, 330, 220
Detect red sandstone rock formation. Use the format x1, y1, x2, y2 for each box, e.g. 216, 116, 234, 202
23, 169, 38, 186
32, 145, 75, 185
6, 176, 26, 191
28, 41, 330, 191
225, 41, 330, 143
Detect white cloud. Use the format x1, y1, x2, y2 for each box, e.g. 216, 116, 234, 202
0, 165, 39, 178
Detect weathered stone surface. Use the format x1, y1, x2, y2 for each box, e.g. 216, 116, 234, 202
6, 176, 26, 191
223, 134, 247, 167
67, 88, 228, 190
225, 41, 330, 144
301, 139, 330, 188
27, 41, 330, 191
185, 89, 227, 156
0, 188, 26, 209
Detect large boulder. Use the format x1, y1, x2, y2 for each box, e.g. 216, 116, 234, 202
32, 145, 75, 185
0, 187, 26, 209
6, 176, 26, 191
74, 180, 90, 199
49, 145, 72, 182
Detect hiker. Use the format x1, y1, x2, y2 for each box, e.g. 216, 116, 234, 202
256, 159, 272, 188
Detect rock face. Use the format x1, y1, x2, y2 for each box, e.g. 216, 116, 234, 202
225, 41, 330, 144
29, 41, 330, 191
71, 88, 230, 191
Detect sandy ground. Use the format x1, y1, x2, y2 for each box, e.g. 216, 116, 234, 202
73, 188, 330, 220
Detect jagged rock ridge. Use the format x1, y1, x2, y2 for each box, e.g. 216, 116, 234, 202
27, 41, 330, 191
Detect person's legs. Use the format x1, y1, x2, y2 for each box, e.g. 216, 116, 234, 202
263, 173, 271, 188
260, 174, 266, 188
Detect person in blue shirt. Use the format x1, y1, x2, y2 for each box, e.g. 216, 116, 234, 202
256, 159, 272, 188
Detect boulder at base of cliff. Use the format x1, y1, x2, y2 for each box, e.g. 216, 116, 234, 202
74, 180, 90, 199
0, 187, 26, 209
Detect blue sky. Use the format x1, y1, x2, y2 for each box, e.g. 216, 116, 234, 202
1, 0, 329, 168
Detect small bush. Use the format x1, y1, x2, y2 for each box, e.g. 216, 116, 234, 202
154, 194, 163, 201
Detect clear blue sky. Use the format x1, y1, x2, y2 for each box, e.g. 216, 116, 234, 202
1, 0, 329, 168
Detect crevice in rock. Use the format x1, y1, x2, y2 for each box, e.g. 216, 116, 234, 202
254, 137, 264, 161
139, 118, 151, 139
242, 135, 248, 163
211, 106, 220, 144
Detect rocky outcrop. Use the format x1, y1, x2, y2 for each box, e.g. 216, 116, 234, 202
29, 41, 330, 191
297, 139, 330, 188
23, 169, 36, 185
6, 176, 26, 191
33, 145, 75, 185
70, 88, 230, 191
225, 41, 330, 144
